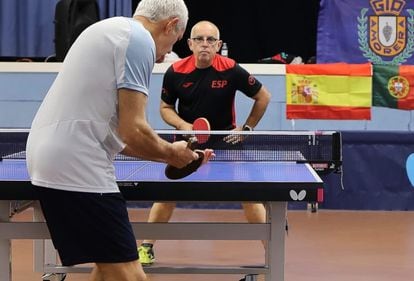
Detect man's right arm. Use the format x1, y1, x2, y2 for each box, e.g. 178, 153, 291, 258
160, 66, 193, 131
160, 101, 193, 131
118, 88, 198, 168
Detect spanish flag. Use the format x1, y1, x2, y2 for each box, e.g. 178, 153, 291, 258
286, 63, 372, 120
373, 65, 414, 110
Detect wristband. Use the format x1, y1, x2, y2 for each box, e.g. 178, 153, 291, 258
242, 124, 253, 131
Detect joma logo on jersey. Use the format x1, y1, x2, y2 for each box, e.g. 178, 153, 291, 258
211, 80, 228, 88
182, 82, 193, 88
369, 0, 407, 57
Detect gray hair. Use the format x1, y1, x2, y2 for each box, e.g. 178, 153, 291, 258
134, 0, 189, 30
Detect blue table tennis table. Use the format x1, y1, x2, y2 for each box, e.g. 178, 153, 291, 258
0, 155, 323, 281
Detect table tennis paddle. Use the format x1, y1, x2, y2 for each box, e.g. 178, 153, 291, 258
165, 137, 205, 180
192, 117, 211, 144
164, 118, 211, 180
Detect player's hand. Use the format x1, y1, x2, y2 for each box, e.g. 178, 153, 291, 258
199, 149, 215, 164
177, 122, 193, 131
168, 140, 199, 168
223, 126, 246, 144
177, 122, 194, 141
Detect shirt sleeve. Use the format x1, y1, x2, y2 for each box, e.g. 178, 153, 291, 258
115, 20, 155, 96
232, 63, 262, 98
161, 66, 178, 105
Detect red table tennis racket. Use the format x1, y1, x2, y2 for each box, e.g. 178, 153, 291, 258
164, 118, 211, 180
192, 117, 210, 144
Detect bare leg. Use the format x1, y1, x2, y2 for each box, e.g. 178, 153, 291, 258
241, 202, 266, 247
89, 266, 104, 281
142, 202, 177, 245
242, 202, 266, 223
89, 260, 148, 281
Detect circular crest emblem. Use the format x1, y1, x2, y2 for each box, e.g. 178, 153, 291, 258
388, 75, 409, 99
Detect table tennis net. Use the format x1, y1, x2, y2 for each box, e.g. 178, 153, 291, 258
0, 130, 342, 174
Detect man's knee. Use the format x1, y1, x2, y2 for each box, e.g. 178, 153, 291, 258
152, 202, 177, 214
242, 203, 266, 223
242, 202, 264, 212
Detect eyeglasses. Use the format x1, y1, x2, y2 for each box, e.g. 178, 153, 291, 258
191, 36, 218, 45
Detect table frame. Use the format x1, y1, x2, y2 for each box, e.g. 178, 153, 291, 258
1, 199, 288, 281
0, 161, 322, 281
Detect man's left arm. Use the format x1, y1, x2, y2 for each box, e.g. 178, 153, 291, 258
242, 85, 271, 130
224, 85, 271, 144
231, 64, 271, 130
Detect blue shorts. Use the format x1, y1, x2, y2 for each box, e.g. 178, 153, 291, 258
34, 186, 138, 266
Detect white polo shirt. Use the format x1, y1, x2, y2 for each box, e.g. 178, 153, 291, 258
26, 17, 155, 193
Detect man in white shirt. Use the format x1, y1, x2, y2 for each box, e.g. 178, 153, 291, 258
26, 1, 213, 280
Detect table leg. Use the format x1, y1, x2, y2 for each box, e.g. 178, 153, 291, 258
0, 200, 11, 281
33, 202, 59, 273
266, 202, 286, 281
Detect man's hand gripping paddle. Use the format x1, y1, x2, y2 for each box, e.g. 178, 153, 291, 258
165, 118, 211, 179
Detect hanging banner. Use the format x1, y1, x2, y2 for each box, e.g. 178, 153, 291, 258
373, 64, 414, 109
317, 0, 414, 65
286, 63, 372, 120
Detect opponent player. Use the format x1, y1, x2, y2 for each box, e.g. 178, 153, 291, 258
138, 20, 272, 268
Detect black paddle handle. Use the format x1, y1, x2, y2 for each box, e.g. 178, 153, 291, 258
187, 136, 198, 150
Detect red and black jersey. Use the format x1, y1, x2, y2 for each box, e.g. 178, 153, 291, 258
161, 55, 262, 130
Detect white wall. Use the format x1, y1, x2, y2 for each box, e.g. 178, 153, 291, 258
0, 62, 412, 130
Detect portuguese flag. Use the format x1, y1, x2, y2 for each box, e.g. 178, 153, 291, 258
286, 63, 372, 120
372, 65, 414, 110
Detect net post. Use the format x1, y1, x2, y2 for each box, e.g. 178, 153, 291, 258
332, 132, 343, 173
